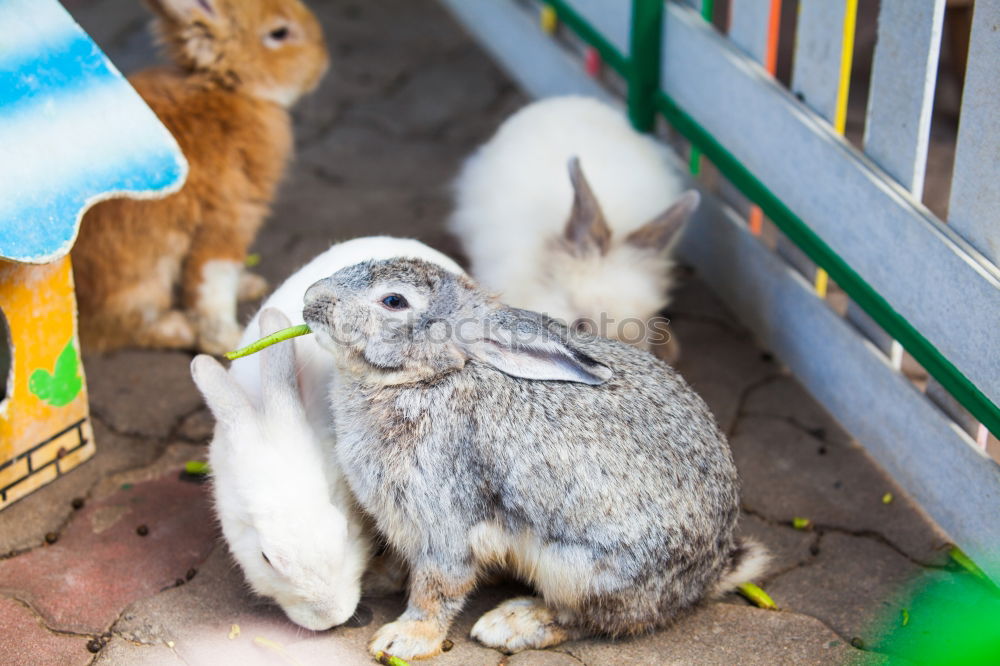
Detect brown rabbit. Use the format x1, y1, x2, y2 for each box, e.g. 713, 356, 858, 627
72, 0, 328, 354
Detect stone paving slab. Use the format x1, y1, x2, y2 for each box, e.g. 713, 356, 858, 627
730, 411, 950, 565
0, 419, 181, 556
0, 595, 91, 666
0, 474, 215, 635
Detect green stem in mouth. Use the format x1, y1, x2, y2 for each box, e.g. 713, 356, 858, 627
224, 324, 313, 360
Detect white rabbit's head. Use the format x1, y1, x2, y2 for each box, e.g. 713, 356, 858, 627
191, 309, 368, 630
529, 159, 700, 350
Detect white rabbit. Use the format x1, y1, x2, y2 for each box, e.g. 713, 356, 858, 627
192, 237, 464, 630
192, 309, 367, 631
449, 96, 700, 360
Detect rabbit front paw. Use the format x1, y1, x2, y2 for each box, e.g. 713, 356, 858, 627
368, 619, 446, 660
471, 597, 573, 654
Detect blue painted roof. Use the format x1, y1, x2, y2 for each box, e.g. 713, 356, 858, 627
0, 0, 188, 264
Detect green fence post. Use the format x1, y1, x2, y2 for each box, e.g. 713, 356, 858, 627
628, 0, 664, 132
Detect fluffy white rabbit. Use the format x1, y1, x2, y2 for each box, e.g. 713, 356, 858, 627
191, 237, 464, 630
449, 96, 700, 360
192, 309, 366, 631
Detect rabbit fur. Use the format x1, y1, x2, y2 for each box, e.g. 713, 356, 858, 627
449, 96, 700, 361
302, 258, 767, 659
193, 238, 463, 629
73, 0, 328, 355
191, 309, 367, 631
230, 236, 465, 436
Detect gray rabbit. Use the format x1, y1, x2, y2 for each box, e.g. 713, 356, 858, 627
303, 256, 767, 660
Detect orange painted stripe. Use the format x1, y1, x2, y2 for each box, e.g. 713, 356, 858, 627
765, 0, 782, 75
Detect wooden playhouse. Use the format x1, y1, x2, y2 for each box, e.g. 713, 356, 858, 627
0, 0, 187, 510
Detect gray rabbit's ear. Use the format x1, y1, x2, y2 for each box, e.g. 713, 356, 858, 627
191, 354, 252, 423
626, 190, 700, 251
462, 313, 613, 385
564, 157, 612, 255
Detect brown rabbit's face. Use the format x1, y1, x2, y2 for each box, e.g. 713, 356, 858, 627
149, 0, 329, 107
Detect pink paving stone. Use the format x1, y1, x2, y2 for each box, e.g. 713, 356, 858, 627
0, 596, 90, 666
0, 474, 217, 635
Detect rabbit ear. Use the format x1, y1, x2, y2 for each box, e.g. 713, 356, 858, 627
564, 157, 612, 255
148, 0, 219, 21
462, 310, 613, 385
191, 354, 252, 423
258, 308, 305, 420
625, 190, 701, 251
147, 0, 225, 69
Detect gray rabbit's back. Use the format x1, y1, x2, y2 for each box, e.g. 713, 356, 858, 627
334, 332, 740, 634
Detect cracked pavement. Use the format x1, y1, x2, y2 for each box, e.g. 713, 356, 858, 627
0, 1, 974, 664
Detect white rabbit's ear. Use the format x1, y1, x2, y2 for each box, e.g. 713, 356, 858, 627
258, 308, 305, 419
564, 157, 612, 255
191, 355, 252, 423
625, 190, 701, 251
462, 310, 613, 385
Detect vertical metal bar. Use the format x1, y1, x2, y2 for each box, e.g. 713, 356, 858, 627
948, 0, 1000, 266
628, 0, 665, 132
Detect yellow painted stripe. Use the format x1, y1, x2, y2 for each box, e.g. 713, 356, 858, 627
833, 0, 857, 138
540, 5, 558, 34
816, 0, 858, 296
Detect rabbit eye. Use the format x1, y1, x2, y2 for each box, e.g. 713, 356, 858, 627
269, 26, 290, 41
380, 294, 409, 310
573, 318, 594, 334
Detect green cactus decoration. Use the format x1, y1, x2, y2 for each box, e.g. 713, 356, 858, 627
29, 339, 82, 407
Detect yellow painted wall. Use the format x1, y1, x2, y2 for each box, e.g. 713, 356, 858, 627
0, 256, 94, 510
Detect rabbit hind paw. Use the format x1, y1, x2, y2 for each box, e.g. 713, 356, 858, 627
470, 596, 574, 654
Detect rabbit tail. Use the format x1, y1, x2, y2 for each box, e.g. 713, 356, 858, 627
712, 537, 770, 596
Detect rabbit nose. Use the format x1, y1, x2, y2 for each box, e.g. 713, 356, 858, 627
304, 280, 337, 306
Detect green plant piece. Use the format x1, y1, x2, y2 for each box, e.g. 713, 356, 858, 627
245, 253, 262, 267
29, 339, 83, 407
224, 324, 312, 361
901, 608, 909, 626
882, 492, 894, 504
949, 546, 990, 583
375, 652, 410, 666
737, 582, 777, 610
792, 517, 812, 530
184, 461, 210, 476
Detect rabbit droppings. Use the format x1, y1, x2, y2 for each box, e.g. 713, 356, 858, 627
303, 258, 767, 659
73, 0, 328, 354
450, 96, 700, 362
